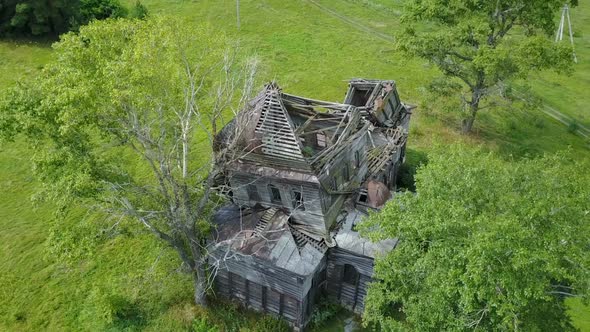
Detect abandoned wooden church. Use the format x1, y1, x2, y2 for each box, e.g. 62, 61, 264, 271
210, 79, 412, 330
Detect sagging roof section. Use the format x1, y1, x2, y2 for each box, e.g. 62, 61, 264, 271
212, 206, 325, 276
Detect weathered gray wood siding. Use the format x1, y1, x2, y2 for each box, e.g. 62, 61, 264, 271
325, 248, 375, 313
300, 255, 327, 326
369, 143, 404, 190
317, 129, 370, 229
214, 268, 304, 324
212, 248, 327, 329
229, 172, 327, 235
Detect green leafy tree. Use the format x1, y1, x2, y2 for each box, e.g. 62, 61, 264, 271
0, 0, 78, 36
79, 0, 127, 22
0, 0, 126, 37
397, 0, 577, 133
360, 146, 590, 331
0, 17, 258, 305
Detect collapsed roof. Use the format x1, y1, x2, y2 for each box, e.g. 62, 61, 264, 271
215, 81, 411, 193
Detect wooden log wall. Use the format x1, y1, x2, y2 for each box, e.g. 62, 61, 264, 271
214, 269, 303, 326
325, 248, 375, 314
212, 249, 307, 299
300, 257, 328, 325
212, 249, 327, 330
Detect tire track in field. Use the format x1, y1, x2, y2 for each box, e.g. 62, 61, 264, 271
304, 0, 396, 43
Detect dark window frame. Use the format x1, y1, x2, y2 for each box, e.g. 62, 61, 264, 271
343, 165, 350, 181
247, 184, 260, 201
291, 189, 305, 210
268, 184, 282, 204
342, 264, 359, 285
354, 150, 361, 168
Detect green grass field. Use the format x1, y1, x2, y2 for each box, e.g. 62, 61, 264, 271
0, 0, 589, 331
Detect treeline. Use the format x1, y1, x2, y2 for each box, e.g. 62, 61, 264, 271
0, 0, 147, 38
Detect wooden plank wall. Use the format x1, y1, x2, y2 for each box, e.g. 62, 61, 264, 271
214, 269, 303, 326
317, 129, 370, 229
300, 256, 328, 325
230, 173, 327, 235
325, 248, 375, 313
212, 250, 307, 299
213, 250, 328, 330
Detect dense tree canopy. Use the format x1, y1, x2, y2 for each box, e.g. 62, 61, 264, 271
0, 0, 127, 37
397, 0, 577, 133
360, 146, 590, 331
0, 17, 257, 305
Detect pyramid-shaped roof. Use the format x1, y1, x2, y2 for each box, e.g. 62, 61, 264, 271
233, 83, 362, 175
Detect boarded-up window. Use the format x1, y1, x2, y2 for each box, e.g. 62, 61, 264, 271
247, 184, 260, 201
268, 184, 281, 204
291, 190, 305, 210
342, 264, 359, 285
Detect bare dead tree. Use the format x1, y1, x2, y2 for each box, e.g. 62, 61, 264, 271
100, 48, 260, 306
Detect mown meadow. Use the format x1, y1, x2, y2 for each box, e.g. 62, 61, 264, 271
0, 0, 589, 330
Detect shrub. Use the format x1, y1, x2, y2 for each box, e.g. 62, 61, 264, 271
130, 1, 148, 19
0, 0, 128, 37
192, 318, 220, 332
310, 300, 342, 328
568, 120, 579, 134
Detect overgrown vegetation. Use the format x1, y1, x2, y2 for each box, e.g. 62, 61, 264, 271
309, 300, 343, 329
0, 0, 589, 331
0, 16, 260, 307
0, 0, 138, 37
397, 0, 577, 133
361, 145, 590, 331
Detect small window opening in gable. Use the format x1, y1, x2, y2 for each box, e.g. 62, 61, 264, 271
331, 177, 338, 191
247, 184, 260, 201
354, 150, 361, 168
268, 184, 282, 204
342, 264, 359, 285
316, 133, 327, 148
358, 192, 368, 204
291, 190, 305, 210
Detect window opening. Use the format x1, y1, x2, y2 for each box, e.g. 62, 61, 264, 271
316, 133, 327, 148
358, 192, 368, 204
342, 264, 359, 285
291, 190, 305, 210
268, 184, 282, 204
343, 165, 350, 181
348, 87, 371, 107
354, 150, 361, 168
247, 184, 260, 201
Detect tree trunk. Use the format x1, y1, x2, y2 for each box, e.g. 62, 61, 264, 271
461, 112, 476, 134
461, 92, 481, 134
193, 264, 208, 306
